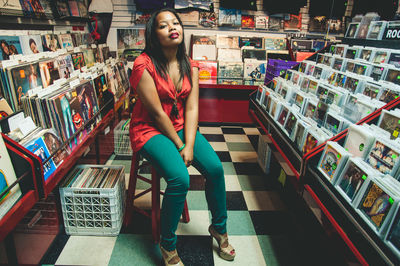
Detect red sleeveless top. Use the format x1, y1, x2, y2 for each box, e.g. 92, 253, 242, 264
129, 53, 199, 152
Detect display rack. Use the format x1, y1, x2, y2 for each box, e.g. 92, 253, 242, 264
248, 38, 400, 265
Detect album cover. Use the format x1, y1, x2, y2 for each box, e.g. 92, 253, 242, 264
370, 65, 386, 81
93, 74, 113, 117
345, 60, 355, 73
359, 48, 373, 61
82, 49, 95, 68
332, 58, 344, 71
72, 52, 85, 70
77, 1, 88, 17
264, 37, 286, 50
56, 1, 70, 17
75, 81, 100, 129
313, 66, 324, 79
256, 86, 265, 104
284, 14, 301, 31
193, 44, 216, 60
379, 86, 400, 104
300, 77, 310, 92
385, 68, 400, 86
199, 11, 217, 28
378, 110, 400, 140
353, 63, 369, 76
308, 16, 327, 32
337, 158, 370, 203
241, 15, 255, 28
334, 45, 347, 57
305, 63, 315, 76
345, 23, 359, 38
42, 129, 69, 167
358, 181, 394, 230
291, 40, 312, 51
58, 33, 74, 49
217, 48, 240, 61
322, 54, 333, 67
10, 63, 43, 108
117, 29, 145, 56
372, 51, 389, 64
57, 54, 74, 79
19, 35, 43, 55
324, 112, 342, 135
298, 62, 307, 73
197, 60, 217, 84
277, 105, 289, 126
344, 76, 360, 93
239, 37, 263, 49
218, 61, 243, 79
67, 0, 80, 17
0, 0, 22, 12
388, 53, 400, 69
327, 19, 343, 34
242, 49, 266, 61
308, 80, 319, 95
216, 35, 239, 49
0, 36, 22, 60
255, 15, 269, 29
268, 16, 282, 31
362, 82, 381, 99
367, 21, 387, 40
294, 93, 305, 109
302, 130, 319, 154
0, 134, 20, 205
218, 8, 241, 27
102, 46, 111, 61
179, 10, 199, 26
39, 60, 60, 88
334, 72, 346, 88
313, 101, 329, 126
24, 135, 57, 181
366, 139, 400, 175
42, 34, 60, 52
345, 48, 358, 59
244, 61, 266, 81
316, 53, 324, 64
318, 142, 348, 182
284, 112, 297, 137
302, 100, 316, 119
294, 122, 307, 150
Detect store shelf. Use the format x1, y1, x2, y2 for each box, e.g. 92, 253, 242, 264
199, 84, 257, 90
0, 14, 89, 30
342, 38, 400, 50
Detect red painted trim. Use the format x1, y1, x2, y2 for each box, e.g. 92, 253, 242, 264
199, 84, 258, 90
304, 185, 368, 266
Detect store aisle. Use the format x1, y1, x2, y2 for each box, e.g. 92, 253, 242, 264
41, 125, 314, 266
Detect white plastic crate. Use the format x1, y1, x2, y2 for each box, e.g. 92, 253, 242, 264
114, 119, 132, 156
59, 165, 126, 236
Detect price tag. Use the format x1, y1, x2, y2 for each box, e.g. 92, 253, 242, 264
393, 130, 399, 138
74, 47, 81, 53
19, 117, 36, 136
91, 44, 97, 49
69, 78, 80, 88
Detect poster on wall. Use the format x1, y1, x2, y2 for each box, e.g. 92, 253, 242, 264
117, 29, 145, 57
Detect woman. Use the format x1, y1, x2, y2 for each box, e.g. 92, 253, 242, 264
129, 8, 236, 266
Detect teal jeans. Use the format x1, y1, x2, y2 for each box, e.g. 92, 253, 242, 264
140, 129, 227, 251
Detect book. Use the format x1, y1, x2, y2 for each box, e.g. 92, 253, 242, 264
0, 36, 22, 60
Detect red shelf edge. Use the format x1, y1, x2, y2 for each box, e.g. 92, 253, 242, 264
304, 185, 368, 266
199, 84, 258, 90
43, 110, 115, 197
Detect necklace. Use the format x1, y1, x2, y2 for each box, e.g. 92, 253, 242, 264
170, 87, 180, 118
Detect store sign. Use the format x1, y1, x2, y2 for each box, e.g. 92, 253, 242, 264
384, 26, 400, 39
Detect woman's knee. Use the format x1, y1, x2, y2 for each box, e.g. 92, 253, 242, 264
165, 171, 190, 194
205, 161, 224, 179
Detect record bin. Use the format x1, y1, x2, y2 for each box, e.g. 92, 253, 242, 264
113, 119, 132, 156
59, 164, 126, 236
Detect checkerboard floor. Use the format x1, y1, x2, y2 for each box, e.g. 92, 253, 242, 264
40, 124, 339, 266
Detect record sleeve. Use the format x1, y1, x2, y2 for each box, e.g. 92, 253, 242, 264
264, 37, 286, 50
217, 48, 241, 61
385, 204, 400, 257
82, 49, 95, 68
216, 35, 239, 49
284, 111, 297, 138
377, 110, 400, 140
294, 120, 307, 150
19, 35, 43, 55
72, 52, 85, 70
369, 64, 387, 81
367, 21, 388, 40
244, 61, 266, 81
313, 101, 329, 126
117, 29, 145, 56
218, 8, 241, 27
192, 35, 216, 45
41, 129, 69, 167
58, 34, 74, 49
336, 158, 372, 203
372, 51, 390, 64
362, 81, 381, 99
217, 61, 243, 79
193, 44, 216, 60
357, 179, 396, 231
57, 54, 74, 79
385, 68, 400, 86
241, 15, 255, 28
345, 23, 360, 38
291, 40, 312, 51
242, 49, 266, 61
39, 60, 60, 88
302, 129, 320, 154
93, 74, 113, 117
197, 60, 218, 85
239, 37, 263, 49
268, 16, 282, 31
68, 0, 80, 17
366, 139, 400, 176
42, 34, 60, 52
359, 48, 374, 61
255, 15, 269, 29
277, 104, 289, 127
388, 52, 400, 69
75, 81, 100, 129
284, 14, 301, 31
0, 36, 22, 61
318, 141, 350, 183
344, 124, 375, 158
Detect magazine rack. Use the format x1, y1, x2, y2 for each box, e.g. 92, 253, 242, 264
0, 133, 41, 243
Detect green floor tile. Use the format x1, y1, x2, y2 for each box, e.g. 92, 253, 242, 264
257, 235, 297, 266
237, 175, 269, 191
108, 234, 160, 266
186, 191, 208, 210
225, 211, 256, 235
226, 142, 255, 152
221, 162, 236, 175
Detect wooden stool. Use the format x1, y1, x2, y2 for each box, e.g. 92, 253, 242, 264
123, 151, 190, 243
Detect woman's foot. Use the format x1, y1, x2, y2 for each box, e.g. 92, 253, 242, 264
160, 245, 184, 266
208, 225, 236, 261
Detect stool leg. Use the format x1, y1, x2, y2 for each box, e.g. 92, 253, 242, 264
123, 153, 139, 227
182, 200, 190, 223
151, 168, 161, 243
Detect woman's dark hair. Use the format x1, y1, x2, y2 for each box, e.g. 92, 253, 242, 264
29, 38, 36, 46
0, 40, 9, 59
144, 8, 192, 88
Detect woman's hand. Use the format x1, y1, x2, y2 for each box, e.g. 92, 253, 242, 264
180, 146, 193, 167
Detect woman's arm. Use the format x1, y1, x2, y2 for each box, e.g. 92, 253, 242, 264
181, 66, 199, 165
136, 69, 184, 149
